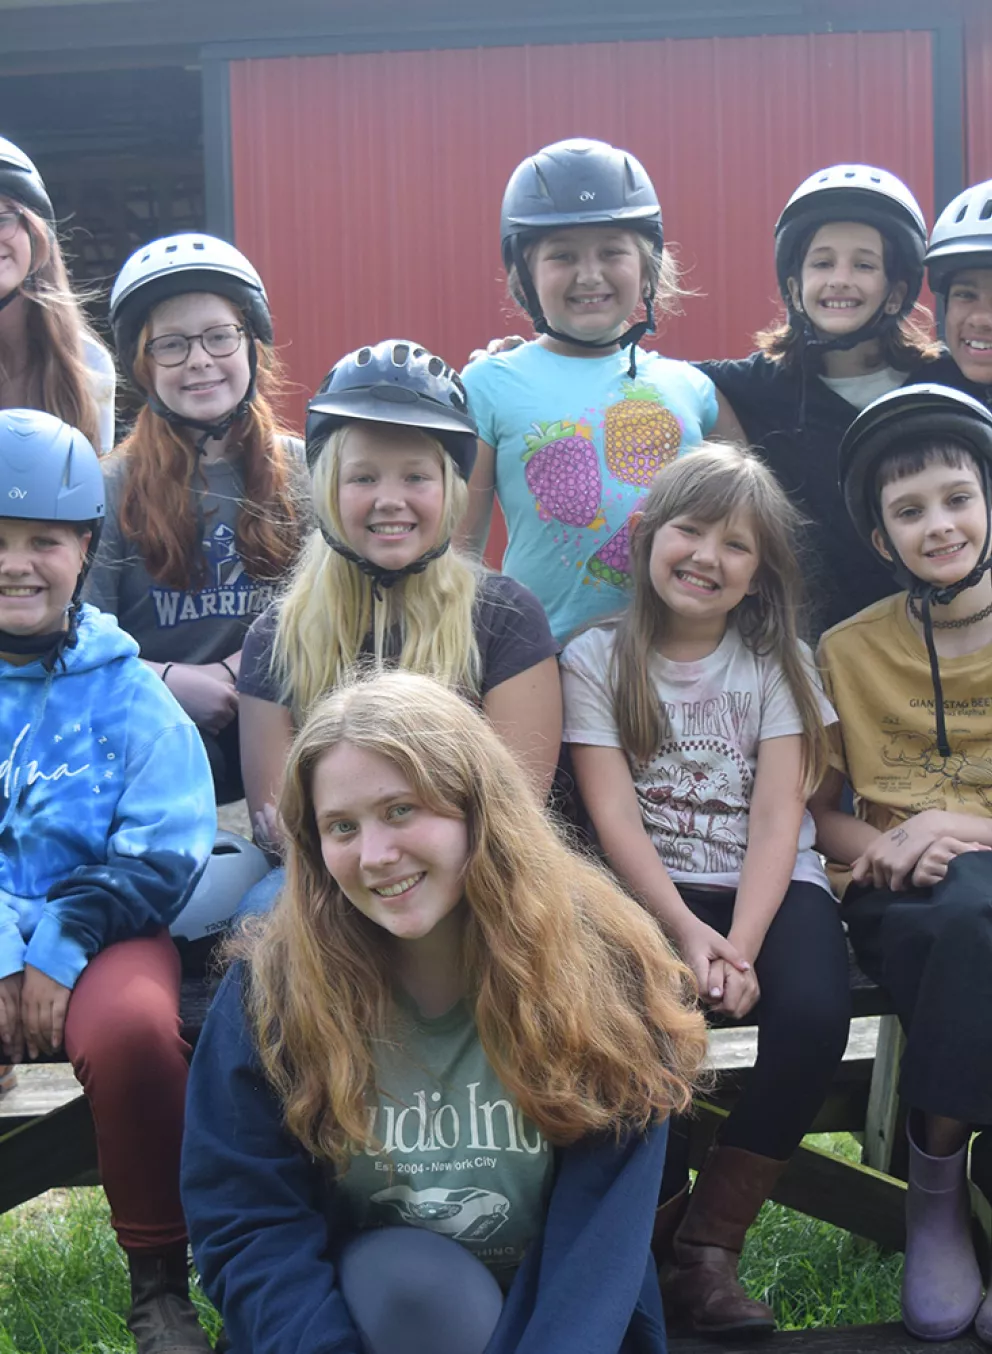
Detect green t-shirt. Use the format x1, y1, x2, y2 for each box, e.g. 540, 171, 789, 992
328, 996, 553, 1288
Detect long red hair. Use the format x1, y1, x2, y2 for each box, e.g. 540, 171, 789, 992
115, 322, 306, 589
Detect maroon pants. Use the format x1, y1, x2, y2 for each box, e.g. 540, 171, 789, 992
63, 930, 190, 1252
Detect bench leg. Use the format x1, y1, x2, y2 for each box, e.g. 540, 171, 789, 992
863, 1014, 905, 1175
0, 1096, 98, 1215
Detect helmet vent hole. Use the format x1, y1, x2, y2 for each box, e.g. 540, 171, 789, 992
427, 356, 444, 377
193, 241, 206, 250
870, 174, 881, 183
356, 348, 372, 365
165, 244, 178, 253
533, 165, 552, 200
818, 174, 829, 183
844, 170, 856, 179
957, 204, 970, 222
413, 346, 427, 358
981, 201, 992, 222
140, 251, 151, 262
392, 343, 409, 365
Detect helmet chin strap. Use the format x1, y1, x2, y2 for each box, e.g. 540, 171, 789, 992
0, 589, 84, 674
0, 287, 21, 315
145, 336, 258, 455
512, 237, 655, 378
877, 465, 992, 757
320, 528, 451, 601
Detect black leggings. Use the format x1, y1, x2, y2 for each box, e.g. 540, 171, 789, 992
198, 717, 243, 806
844, 850, 992, 1127
662, 880, 851, 1197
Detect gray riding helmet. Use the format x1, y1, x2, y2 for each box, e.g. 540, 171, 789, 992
0, 136, 54, 224
0, 409, 104, 559
925, 180, 992, 297
110, 233, 273, 384
306, 340, 478, 478
775, 164, 927, 312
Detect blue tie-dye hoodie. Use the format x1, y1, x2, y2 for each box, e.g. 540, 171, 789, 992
0, 604, 216, 988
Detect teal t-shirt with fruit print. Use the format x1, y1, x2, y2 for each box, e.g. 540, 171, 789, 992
462, 343, 718, 642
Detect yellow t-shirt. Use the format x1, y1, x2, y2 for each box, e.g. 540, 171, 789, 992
818, 594, 992, 892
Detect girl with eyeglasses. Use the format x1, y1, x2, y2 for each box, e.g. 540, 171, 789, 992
0, 136, 115, 453
83, 234, 310, 803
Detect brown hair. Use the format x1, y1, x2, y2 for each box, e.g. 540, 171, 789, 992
0, 203, 106, 448
875, 437, 982, 495
232, 670, 707, 1169
114, 320, 306, 589
609, 443, 830, 795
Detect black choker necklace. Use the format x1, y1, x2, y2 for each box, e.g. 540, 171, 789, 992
908, 595, 992, 629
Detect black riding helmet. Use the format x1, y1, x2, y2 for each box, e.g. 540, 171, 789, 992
925, 179, 992, 298
500, 138, 663, 372
306, 340, 478, 594
775, 165, 927, 354
109, 234, 273, 453
839, 383, 992, 755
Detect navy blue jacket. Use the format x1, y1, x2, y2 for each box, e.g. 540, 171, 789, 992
181, 968, 671, 1354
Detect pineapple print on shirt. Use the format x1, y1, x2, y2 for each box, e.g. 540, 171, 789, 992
604, 379, 683, 486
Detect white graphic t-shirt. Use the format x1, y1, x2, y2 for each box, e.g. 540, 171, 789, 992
329, 996, 552, 1289
561, 622, 835, 891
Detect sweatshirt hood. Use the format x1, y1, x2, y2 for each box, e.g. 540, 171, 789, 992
0, 604, 138, 680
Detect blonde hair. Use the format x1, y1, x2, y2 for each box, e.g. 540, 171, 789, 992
506, 231, 692, 330
233, 670, 707, 1168
0, 203, 107, 448
610, 443, 830, 795
272, 422, 479, 721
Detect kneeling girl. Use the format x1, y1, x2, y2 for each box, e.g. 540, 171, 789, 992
181, 670, 706, 1354
561, 445, 851, 1335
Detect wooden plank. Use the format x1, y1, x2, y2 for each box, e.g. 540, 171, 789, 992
669, 1324, 985, 1353
0, 1096, 98, 1216
0, 1064, 82, 1120
689, 1104, 906, 1252
863, 1015, 905, 1175
705, 1017, 880, 1075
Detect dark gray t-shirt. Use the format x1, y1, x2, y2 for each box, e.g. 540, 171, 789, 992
83, 446, 310, 666
238, 572, 558, 707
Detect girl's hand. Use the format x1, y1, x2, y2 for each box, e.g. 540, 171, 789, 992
707, 960, 761, 1020
0, 972, 24, 1063
253, 802, 285, 855
912, 837, 991, 889
164, 664, 239, 734
21, 965, 71, 1059
466, 335, 527, 364
851, 811, 945, 892
671, 916, 751, 1006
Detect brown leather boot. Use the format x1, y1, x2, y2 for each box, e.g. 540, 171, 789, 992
125, 1244, 213, 1354
662, 1144, 788, 1337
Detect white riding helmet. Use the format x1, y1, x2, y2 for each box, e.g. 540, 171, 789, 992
170, 830, 271, 945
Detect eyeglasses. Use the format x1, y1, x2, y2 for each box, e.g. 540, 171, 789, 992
0, 210, 25, 244
144, 323, 246, 368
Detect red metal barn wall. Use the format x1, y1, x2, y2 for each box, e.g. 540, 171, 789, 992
229, 29, 934, 559
966, 9, 992, 179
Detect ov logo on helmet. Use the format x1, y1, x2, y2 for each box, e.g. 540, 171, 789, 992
579, 190, 596, 201
8, 487, 27, 499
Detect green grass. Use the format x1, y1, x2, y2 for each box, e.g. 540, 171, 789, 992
0, 1135, 901, 1351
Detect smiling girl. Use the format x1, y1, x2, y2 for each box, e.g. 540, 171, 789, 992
561, 444, 849, 1335
83, 234, 309, 802
919, 179, 992, 403
459, 138, 742, 645
0, 136, 114, 453
181, 669, 706, 1354
237, 340, 561, 865
0, 409, 216, 1352
700, 165, 938, 635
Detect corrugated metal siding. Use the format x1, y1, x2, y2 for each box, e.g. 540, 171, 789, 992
231, 29, 933, 394
966, 9, 992, 180
230, 31, 934, 562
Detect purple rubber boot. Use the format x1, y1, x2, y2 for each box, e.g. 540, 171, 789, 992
902, 1122, 982, 1341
